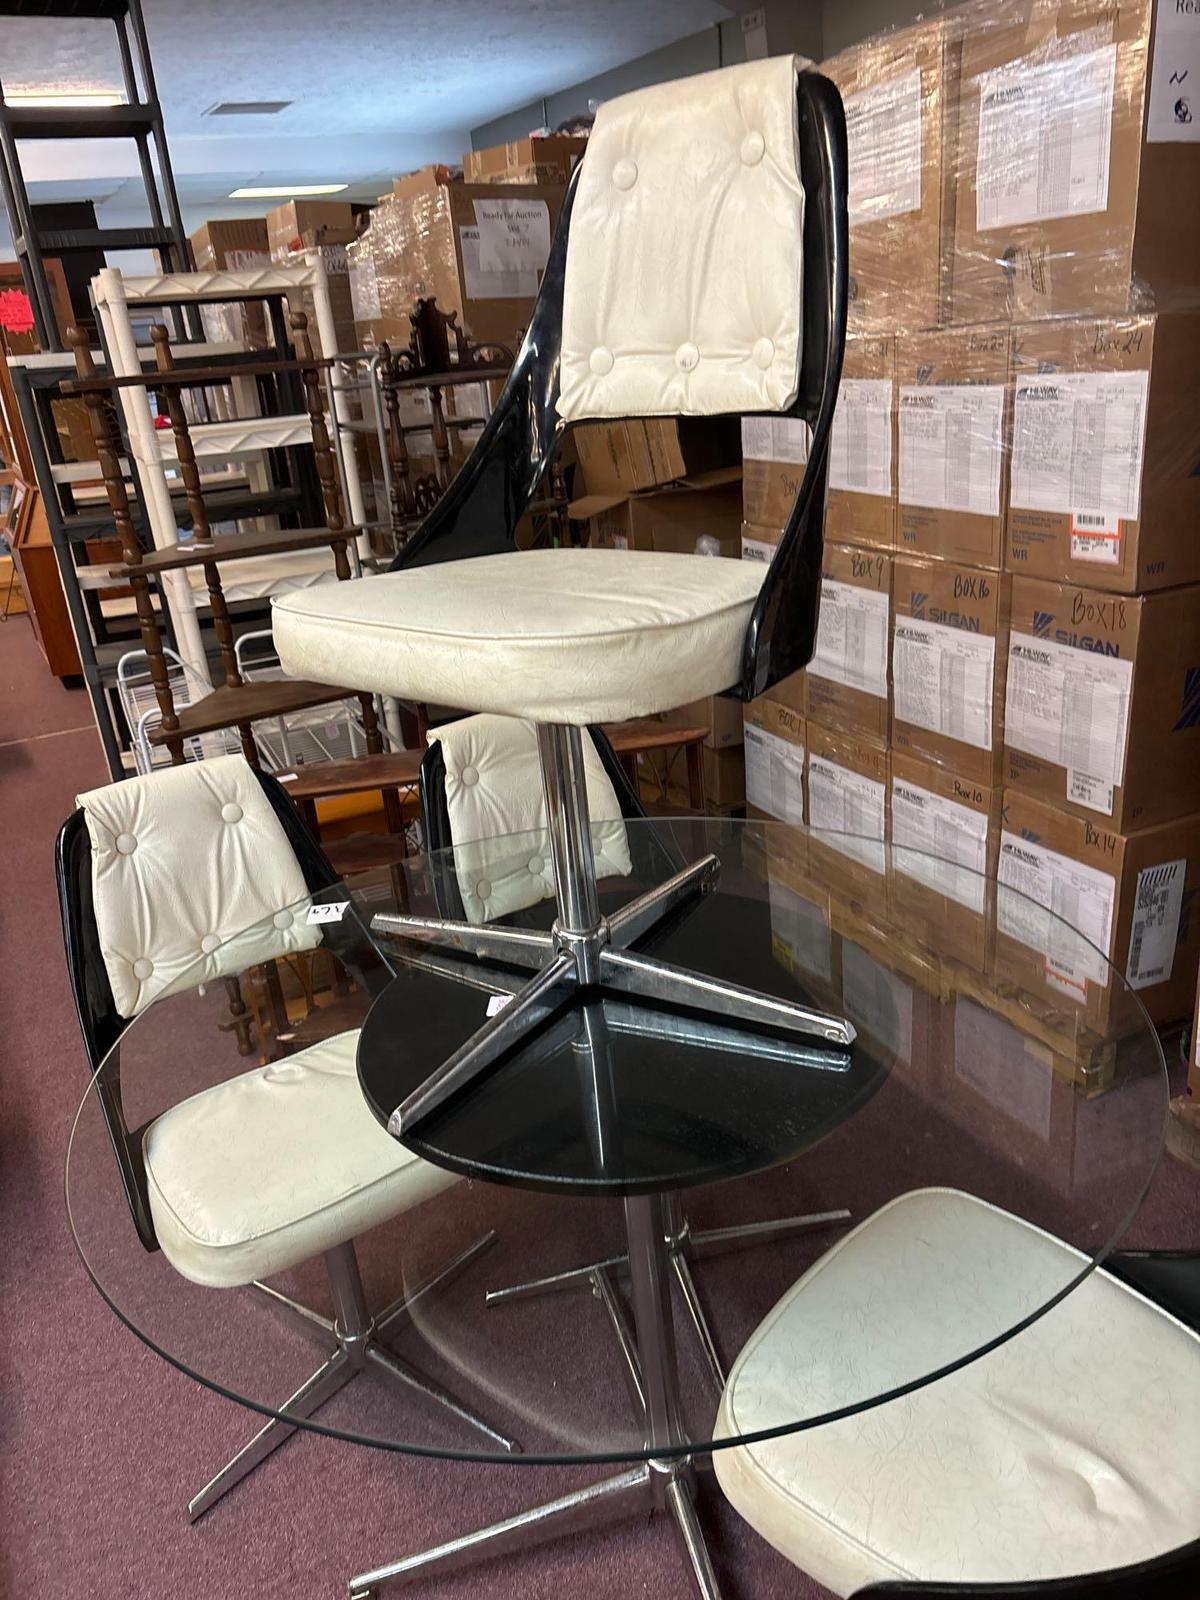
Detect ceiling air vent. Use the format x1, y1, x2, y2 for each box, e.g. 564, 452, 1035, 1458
205, 101, 291, 116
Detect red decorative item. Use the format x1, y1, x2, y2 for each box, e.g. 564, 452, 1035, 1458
0, 287, 35, 337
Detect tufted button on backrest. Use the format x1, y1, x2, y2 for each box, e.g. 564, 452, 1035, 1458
76, 755, 320, 1019
429, 714, 633, 925
740, 130, 766, 165
558, 54, 806, 423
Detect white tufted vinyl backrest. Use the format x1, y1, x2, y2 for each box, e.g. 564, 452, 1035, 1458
430, 715, 632, 925
557, 54, 806, 423
77, 755, 322, 1018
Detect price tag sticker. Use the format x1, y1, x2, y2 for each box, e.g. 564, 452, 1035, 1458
306, 901, 349, 925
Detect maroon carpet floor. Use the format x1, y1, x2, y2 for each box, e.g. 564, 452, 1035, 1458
1, 615, 1196, 1600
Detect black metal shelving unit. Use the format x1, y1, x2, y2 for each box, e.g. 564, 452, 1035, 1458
0, 0, 194, 350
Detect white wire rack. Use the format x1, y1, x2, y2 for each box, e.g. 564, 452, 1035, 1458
117, 648, 248, 773
233, 630, 371, 769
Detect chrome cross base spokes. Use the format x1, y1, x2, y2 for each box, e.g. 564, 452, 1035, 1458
188, 1233, 516, 1522
348, 1195, 725, 1600
372, 725, 854, 1138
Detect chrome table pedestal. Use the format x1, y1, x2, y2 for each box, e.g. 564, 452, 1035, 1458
349, 1192, 724, 1599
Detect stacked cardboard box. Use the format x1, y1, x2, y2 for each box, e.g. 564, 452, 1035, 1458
189, 218, 271, 348
463, 134, 588, 186
749, 0, 1200, 1066
348, 168, 566, 352
265, 199, 359, 358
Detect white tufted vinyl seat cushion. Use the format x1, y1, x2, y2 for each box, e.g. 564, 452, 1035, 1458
714, 1188, 1200, 1596
143, 1030, 456, 1288
272, 549, 766, 725
78, 755, 319, 1018
557, 54, 806, 420
429, 714, 632, 923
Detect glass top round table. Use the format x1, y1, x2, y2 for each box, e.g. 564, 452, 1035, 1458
66, 817, 1168, 1493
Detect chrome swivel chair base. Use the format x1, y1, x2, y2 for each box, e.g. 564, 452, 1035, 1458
189, 1233, 517, 1523
372, 724, 854, 1137
349, 1195, 725, 1599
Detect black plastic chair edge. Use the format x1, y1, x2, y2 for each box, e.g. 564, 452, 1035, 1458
54, 764, 357, 1254
853, 1536, 1200, 1598
1102, 1249, 1200, 1335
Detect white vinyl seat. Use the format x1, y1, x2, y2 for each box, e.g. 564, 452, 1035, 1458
272, 547, 767, 725
143, 1029, 455, 1288
714, 1188, 1200, 1596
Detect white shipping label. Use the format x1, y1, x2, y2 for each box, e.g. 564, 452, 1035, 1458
1005, 633, 1133, 798
1126, 859, 1186, 990
975, 43, 1117, 230
998, 832, 1115, 989
1010, 370, 1149, 523
808, 756, 886, 874
809, 579, 889, 699
741, 535, 776, 564
891, 779, 989, 913
842, 942, 913, 1063
768, 873, 833, 982
348, 256, 381, 321
829, 378, 892, 497
893, 617, 996, 751
744, 725, 805, 825
898, 385, 1005, 516
1147, 1, 1200, 143
742, 415, 810, 465
844, 68, 923, 225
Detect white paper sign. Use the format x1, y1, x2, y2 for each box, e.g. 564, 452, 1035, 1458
998, 832, 1116, 989
1005, 632, 1133, 801
744, 725, 805, 824
898, 384, 1005, 516
1126, 858, 1186, 990
1148, 2, 1200, 143
460, 197, 551, 300
891, 779, 990, 913
893, 617, 996, 750
808, 756, 886, 874
808, 579, 889, 699
1010, 369, 1149, 524
742, 415, 810, 465
976, 43, 1117, 230
768, 872, 833, 982
306, 901, 349, 925
844, 68, 923, 225
829, 378, 892, 496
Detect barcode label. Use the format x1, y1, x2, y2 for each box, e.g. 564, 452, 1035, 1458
1126, 858, 1186, 990
1074, 512, 1116, 529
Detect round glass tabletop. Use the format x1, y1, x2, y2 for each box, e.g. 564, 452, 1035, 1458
66, 817, 1169, 1470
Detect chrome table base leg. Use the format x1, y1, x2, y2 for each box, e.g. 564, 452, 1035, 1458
348, 1464, 654, 1596
191, 1235, 512, 1522
351, 1192, 725, 1598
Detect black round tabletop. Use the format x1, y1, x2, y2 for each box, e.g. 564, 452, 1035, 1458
358, 871, 890, 1196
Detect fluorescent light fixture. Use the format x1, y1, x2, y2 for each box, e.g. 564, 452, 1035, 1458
228, 183, 348, 198
6, 91, 124, 107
